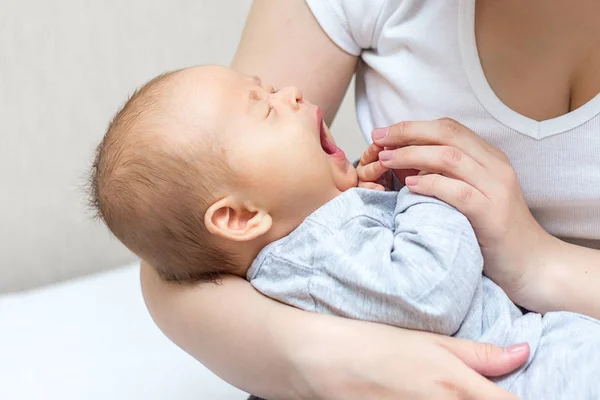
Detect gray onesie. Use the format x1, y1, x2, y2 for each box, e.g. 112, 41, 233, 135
247, 187, 600, 399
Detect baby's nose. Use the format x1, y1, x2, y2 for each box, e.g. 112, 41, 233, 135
276, 86, 303, 109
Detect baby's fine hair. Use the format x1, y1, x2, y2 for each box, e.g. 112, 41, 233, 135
89, 70, 238, 283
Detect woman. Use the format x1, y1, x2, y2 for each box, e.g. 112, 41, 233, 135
141, 1, 600, 398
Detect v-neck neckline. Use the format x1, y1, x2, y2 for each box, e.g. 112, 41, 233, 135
458, 0, 600, 139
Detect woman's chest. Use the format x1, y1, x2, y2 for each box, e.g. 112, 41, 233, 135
359, 0, 600, 141
355, 0, 600, 240
475, 0, 600, 122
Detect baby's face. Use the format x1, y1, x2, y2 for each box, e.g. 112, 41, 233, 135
176, 66, 357, 221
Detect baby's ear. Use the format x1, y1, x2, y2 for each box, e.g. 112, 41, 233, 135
204, 196, 272, 242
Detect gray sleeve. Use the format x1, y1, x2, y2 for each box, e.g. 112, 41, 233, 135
307, 189, 483, 335
389, 189, 483, 334
249, 255, 317, 313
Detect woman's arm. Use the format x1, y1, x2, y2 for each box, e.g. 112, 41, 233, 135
533, 238, 600, 318
140, 262, 313, 398
231, 0, 357, 125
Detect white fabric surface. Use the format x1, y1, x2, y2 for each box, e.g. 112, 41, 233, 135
0, 263, 247, 400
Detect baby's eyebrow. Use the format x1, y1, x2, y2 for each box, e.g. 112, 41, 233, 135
251, 76, 262, 85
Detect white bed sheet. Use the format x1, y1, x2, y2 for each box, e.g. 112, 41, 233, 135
0, 263, 247, 400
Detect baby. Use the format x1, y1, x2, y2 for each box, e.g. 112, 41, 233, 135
92, 65, 600, 399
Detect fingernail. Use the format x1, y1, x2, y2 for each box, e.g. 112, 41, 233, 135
505, 343, 529, 354
405, 176, 420, 186
372, 127, 389, 140
379, 150, 393, 162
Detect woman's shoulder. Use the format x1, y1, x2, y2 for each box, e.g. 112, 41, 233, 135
304, 0, 405, 54
305, 0, 452, 54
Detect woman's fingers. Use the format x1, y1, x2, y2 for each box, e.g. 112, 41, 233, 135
372, 118, 504, 168
466, 372, 523, 400
378, 145, 496, 195
445, 362, 522, 400
437, 335, 530, 377
404, 173, 489, 219
433, 334, 528, 399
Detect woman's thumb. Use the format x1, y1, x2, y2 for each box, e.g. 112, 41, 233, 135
440, 338, 530, 377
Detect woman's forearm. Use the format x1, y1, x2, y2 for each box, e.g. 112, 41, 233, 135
141, 262, 300, 398
141, 262, 330, 399
526, 237, 600, 318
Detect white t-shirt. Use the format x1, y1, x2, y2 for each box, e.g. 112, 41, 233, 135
306, 0, 600, 248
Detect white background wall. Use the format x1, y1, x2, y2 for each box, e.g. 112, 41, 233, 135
0, 0, 365, 292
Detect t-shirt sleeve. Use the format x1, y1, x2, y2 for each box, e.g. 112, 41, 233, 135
305, 0, 391, 55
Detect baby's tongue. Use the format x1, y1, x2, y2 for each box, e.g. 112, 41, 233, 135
320, 124, 345, 157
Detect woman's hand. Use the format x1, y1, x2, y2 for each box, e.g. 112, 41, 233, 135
366, 118, 554, 309
296, 319, 529, 400
142, 263, 529, 400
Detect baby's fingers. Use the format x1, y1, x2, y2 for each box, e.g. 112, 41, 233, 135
358, 181, 386, 191
357, 160, 389, 184
359, 142, 385, 167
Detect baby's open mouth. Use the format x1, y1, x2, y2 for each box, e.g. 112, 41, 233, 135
317, 110, 345, 159
320, 123, 338, 155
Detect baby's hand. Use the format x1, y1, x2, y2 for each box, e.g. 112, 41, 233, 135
357, 143, 392, 191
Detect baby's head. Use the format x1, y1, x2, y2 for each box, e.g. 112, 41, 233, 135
91, 65, 357, 282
